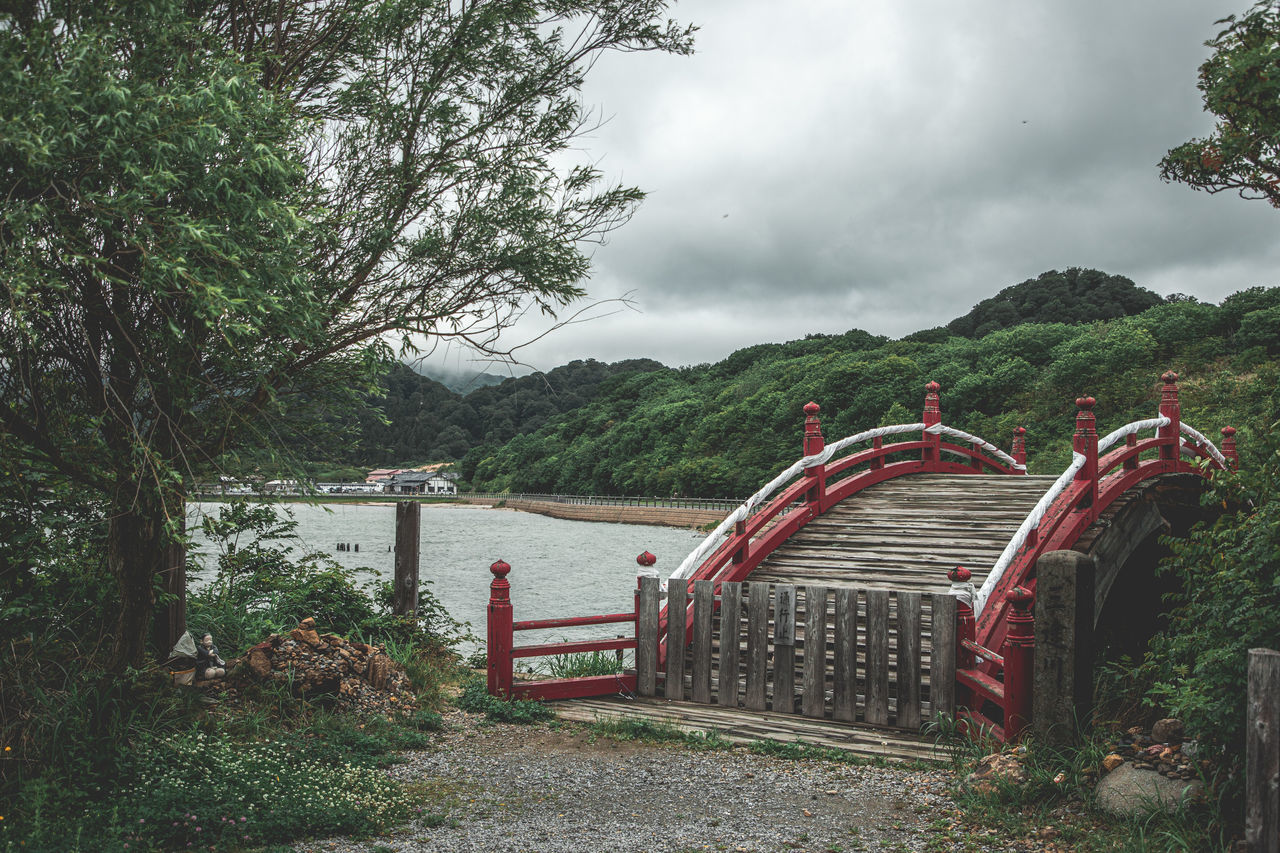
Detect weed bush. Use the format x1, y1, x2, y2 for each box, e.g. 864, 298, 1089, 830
455, 676, 553, 723
1143, 425, 1280, 768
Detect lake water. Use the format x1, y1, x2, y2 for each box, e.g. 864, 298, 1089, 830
187, 502, 705, 654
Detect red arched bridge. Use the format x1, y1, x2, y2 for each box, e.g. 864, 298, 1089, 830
484, 371, 1237, 749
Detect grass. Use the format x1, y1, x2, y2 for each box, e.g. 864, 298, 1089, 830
454, 676, 554, 723
540, 649, 625, 678
927, 718, 1236, 852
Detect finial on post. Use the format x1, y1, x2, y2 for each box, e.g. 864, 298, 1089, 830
802, 401, 826, 506
1221, 426, 1238, 470
1012, 426, 1027, 473
1158, 371, 1181, 463
1003, 586, 1035, 741
1073, 397, 1099, 508
487, 559, 514, 698
922, 381, 942, 464
636, 551, 657, 568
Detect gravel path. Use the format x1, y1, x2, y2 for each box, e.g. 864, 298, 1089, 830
294, 710, 1011, 853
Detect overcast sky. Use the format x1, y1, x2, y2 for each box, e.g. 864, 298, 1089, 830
425, 0, 1280, 380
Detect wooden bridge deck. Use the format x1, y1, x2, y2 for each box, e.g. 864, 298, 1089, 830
750, 473, 1058, 593
553, 695, 943, 762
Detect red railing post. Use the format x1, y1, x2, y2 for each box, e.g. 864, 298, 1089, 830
487, 559, 514, 698
803, 401, 826, 506
923, 381, 941, 465
1012, 426, 1027, 474
1002, 586, 1035, 742
1221, 426, 1238, 470
950, 566, 976, 670
1158, 371, 1181, 463
870, 435, 884, 470
1073, 396, 1098, 511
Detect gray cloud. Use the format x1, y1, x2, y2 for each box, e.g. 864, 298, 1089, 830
424, 0, 1280, 376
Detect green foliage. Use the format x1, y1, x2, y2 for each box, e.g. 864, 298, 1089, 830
1, 0, 693, 669
455, 676, 553, 723
946, 269, 1163, 338
1143, 425, 1280, 766
1160, 1, 1280, 208
541, 650, 625, 678
188, 500, 469, 658
464, 284, 1280, 496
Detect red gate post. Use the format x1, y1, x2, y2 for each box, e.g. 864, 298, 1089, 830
922, 381, 941, 465
487, 559, 514, 698
949, 566, 977, 729
1003, 586, 1035, 742
803, 402, 826, 508
951, 566, 976, 670
1073, 396, 1098, 511
1012, 426, 1027, 474
1222, 426, 1239, 470
1157, 371, 1181, 464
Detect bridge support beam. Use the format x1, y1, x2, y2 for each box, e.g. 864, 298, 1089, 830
1032, 550, 1095, 747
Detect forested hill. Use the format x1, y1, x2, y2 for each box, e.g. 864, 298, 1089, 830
458, 280, 1280, 498
352, 357, 666, 466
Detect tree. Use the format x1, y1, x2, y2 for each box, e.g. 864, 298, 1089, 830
1160, 2, 1280, 206
0, 0, 692, 669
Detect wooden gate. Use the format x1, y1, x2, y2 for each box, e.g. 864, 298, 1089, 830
636, 576, 956, 731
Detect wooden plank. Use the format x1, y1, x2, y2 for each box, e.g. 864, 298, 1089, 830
773, 584, 796, 714
393, 501, 421, 615
833, 587, 856, 722
802, 585, 829, 718
896, 591, 922, 730
866, 589, 890, 726
930, 594, 955, 720
551, 695, 941, 762
636, 575, 660, 697
718, 582, 742, 707
665, 583, 687, 700
1247, 648, 1280, 853
691, 580, 714, 704
745, 582, 769, 711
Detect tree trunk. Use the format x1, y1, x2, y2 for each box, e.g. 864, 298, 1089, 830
106, 483, 178, 671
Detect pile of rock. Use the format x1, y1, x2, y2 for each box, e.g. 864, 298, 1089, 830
1094, 717, 1206, 817
200, 618, 419, 718
1100, 718, 1204, 782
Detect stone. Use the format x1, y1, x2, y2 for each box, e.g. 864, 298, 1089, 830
1094, 763, 1204, 817
962, 752, 1030, 796
1102, 754, 1125, 772
290, 627, 322, 647
246, 644, 272, 678
1151, 718, 1184, 745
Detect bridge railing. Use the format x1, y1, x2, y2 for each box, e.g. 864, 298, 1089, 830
948, 568, 1035, 742
485, 559, 639, 702
667, 381, 1025, 596
460, 493, 743, 512
974, 371, 1237, 645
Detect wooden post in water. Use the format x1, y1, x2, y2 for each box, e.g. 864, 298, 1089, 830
1247, 648, 1280, 853
393, 501, 421, 616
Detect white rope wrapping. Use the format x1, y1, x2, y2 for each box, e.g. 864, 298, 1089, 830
1180, 423, 1229, 469
1097, 417, 1169, 454
929, 424, 1026, 471
974, 452, 1085, 617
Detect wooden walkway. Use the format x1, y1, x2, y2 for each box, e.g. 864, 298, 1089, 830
552, 695, 943, 763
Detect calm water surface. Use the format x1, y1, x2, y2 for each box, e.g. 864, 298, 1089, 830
188, 502, 704, 652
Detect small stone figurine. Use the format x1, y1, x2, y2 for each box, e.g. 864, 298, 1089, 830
196, 633, 226, 680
